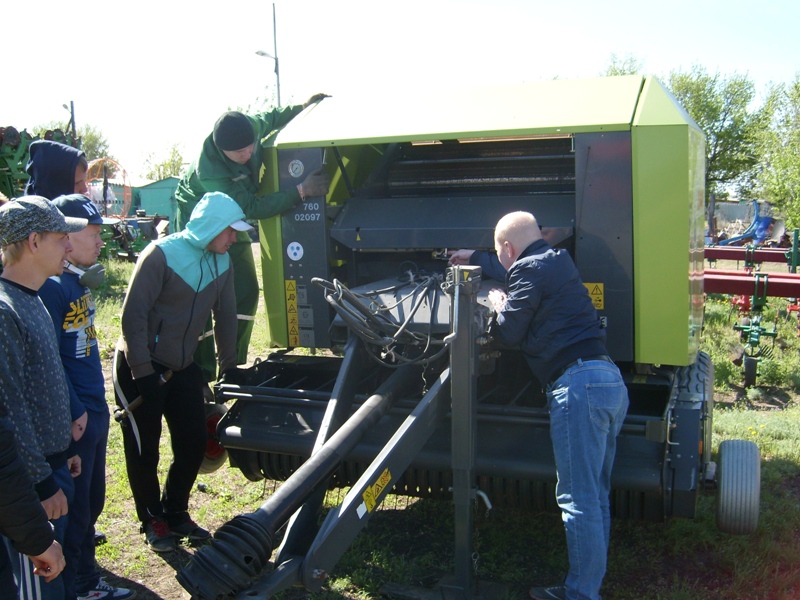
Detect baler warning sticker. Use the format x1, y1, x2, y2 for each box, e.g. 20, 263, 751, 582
584, 283, 604, 310
285, 280, 300, 346
362, 468, 392, 514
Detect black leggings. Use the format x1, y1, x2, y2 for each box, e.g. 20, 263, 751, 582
114, 351, 206, 523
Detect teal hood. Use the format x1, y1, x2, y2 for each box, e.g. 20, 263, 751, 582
155, 192, 247, 292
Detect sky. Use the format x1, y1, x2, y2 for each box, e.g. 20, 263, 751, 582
4, 0, 799, 181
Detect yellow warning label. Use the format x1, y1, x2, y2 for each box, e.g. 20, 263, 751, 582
363, 468, 392, 513
584, 282, 604, 310
285, 280, 299, 345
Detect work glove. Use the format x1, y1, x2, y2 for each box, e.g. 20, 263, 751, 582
219, 367, 249, 386
135, 372, 166, 404
303, 93, 330, 108
298, 168, 330, 199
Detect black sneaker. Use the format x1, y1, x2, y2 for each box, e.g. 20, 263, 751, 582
77, 577, 135, 599
167, 512, 211, 542
142, 517, 176, 553
529, 585, 567, 600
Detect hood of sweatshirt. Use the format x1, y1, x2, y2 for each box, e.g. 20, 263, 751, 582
25, 140, 86, 199
155, 192, 247, 292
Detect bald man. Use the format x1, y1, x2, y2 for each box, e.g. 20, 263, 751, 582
450, 211, 629, 600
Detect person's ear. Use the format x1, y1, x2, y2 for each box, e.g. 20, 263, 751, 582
504, 240, 515, 261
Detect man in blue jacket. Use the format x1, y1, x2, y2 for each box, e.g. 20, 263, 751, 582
450, 212, 629, 600
40, 195, 131, 600
25, 140, 89, 199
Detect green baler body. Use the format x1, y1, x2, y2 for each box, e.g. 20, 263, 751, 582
256, 75, 704, 367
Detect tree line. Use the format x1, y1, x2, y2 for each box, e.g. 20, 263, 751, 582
606, 55, 800, 228
47, 58, 799, 226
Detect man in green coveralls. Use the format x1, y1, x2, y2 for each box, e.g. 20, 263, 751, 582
174, 94, 330, 380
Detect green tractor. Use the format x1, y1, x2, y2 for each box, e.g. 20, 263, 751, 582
1, 126, 79, 199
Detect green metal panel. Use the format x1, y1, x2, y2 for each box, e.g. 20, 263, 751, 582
134, 177, 179, 219
632, 78, 705, 366
257, 144, 289, 348
257, 74, 705, 362
276, 76, 645, 148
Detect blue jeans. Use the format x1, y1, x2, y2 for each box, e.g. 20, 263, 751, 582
64, 408, 109, 598
547, 359, 629, 600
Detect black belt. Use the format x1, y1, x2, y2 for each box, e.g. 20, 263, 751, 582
548, 355, 614, 387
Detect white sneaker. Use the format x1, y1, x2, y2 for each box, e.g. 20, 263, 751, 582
77, 577, 135, 600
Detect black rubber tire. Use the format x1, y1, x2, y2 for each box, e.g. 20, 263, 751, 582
198, 403, 229, 474
226, 448, 265, 482
674, 351, 715, 465
743, 355, 758, 388
716, 439, 761, 534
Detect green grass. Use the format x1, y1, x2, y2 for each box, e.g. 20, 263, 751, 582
93, 252, 800, 600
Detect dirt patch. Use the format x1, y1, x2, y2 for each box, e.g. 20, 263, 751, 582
714, 385, 800, 410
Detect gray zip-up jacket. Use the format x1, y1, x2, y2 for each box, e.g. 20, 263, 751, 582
118, 193, 242, 380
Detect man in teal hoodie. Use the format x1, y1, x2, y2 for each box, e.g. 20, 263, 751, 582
174, 97, 330, 381
115, 192, 250, 552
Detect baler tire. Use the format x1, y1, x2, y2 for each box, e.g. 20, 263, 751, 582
227, 449, 265, 482
199, 403, 229, 474
716, 439, 760, 534
743, 356, 758, 388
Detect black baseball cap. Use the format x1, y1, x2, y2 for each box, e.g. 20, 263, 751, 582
52, 194, 119, 225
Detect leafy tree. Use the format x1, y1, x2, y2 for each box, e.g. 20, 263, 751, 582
78, 124, 114, 163
142, 144, 185, 181
754, 77, 800, 227
32, 121, 115, 163
603, 53, 644, 77
666, 65, 772, 200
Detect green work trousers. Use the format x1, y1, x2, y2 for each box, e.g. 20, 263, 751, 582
194, 241, 258, 382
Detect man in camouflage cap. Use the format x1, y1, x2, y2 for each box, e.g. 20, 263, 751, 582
0, 195, 86, 599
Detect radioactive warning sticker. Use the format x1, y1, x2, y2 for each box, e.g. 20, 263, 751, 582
362, 468, 392, 514
584, 283, 604, 310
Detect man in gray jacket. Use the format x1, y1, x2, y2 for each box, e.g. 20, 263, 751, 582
0, 196, 86, 599
115, 192, 250, 553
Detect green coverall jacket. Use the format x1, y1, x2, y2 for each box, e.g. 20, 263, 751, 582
174, 104, 305, 235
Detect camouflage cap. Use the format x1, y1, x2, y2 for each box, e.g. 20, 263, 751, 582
0, 195, 88, 247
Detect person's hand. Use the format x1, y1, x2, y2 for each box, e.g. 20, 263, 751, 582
448, 249, 475, 266
41, 488, 69, 520
488, 288, 507, 313
297, 168, 330, 198
72, 411, 88, 442
135, 372, 166, 404
303, 93, 330, 108
67, 454, 81, 478
29, 541, 65, 582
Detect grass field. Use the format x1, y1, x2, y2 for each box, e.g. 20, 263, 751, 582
89, 249, 800, 600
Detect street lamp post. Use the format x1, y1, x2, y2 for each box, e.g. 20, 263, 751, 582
62, 101, 76, 140
255, 4, 280, 107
